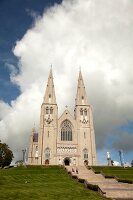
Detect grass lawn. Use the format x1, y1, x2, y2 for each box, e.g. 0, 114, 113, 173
0, 166, 109, 200
91, 166, 133, 181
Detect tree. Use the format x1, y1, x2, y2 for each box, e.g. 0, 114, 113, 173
0, 141, 14, 167
131, 160, 133, 167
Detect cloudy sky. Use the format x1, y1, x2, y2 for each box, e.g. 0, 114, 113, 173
0, 0, 133, 164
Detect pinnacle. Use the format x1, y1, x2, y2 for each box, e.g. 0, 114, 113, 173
75, 70, 89, 106
43, 68, 56, 104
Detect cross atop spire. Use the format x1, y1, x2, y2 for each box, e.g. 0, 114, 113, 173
75, 70, 89, 106
43, 68, 57, 105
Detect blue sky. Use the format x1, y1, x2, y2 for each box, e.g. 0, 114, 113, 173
0, 0, 61, 103
0, 0, 133, 165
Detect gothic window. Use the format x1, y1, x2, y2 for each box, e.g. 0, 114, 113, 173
61, 120, 72, 141
48, 131, 49, 138
83, 148, 88, 160
46, 107, 49, 114
84, 132, 86, 139
50, 107, 53, 114
84, 109, 87, 116
45, 147, 50, 160
80, 108, 83, 115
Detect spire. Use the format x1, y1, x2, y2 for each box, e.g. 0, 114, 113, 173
75, 70, 89, 106
43, 68, 56, 104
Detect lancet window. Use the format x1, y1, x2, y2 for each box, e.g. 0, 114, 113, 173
80, 108, 83, 116
46, 107, 49, 114
83, 148, 88, 160
80, 108, 87, 116
50, 107, 53, 114
84, 109, 87, 116
45, 107, 53, 115
45, 147, 50, 159
61, 120, 72, 141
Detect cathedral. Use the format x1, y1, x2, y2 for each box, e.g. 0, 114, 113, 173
28, 69, 97, 166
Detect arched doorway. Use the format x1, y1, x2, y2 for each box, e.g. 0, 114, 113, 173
84, 160, 88, 165
64, 157, 70, 166
45, 159, 49, 165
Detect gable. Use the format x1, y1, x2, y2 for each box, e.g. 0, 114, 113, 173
58, 109, 76, 129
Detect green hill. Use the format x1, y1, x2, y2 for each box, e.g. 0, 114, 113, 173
0, 166, 108, 200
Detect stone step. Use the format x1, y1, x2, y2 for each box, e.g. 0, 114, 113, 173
105, 190, 133, 199
65, 166, 133, 200
100, 183, 133, 189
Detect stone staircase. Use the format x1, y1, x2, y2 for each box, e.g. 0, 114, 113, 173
66, 166, 133, 200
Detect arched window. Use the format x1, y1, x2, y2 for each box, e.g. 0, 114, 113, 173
80, 108, 83, 116
83, 148, 88, 160
61, 120, 72, 141
45, 148, 50, 160
84, 109, 87, 116
46, 107, 49, 114
50, 107, 53, 114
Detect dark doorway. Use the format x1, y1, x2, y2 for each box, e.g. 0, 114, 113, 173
45, 159, 49, 165
64, 157, 70, 166
84, 160, 88, 165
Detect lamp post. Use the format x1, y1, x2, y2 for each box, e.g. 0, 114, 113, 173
22, 149, 26, 164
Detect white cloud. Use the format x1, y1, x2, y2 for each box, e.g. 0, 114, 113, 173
1, 0, 133, 162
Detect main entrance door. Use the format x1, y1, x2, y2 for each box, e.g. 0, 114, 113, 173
64, 157, 70, 165
45, 159, 49, 165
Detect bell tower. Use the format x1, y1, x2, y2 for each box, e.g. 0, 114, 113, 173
75, 70, 97, 165
38, 68, 58, 165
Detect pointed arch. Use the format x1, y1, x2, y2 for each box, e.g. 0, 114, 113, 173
83, 148, 88, 160
50, 107, 53, 114
60, 120, 72, 141
84, 108, 87, 116
80, 108, 83, 115
46, 107, 49, 114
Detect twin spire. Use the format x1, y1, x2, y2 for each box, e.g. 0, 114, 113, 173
75, 70, 89, 106
43, 68, 56, 105
44, 68, 89, 106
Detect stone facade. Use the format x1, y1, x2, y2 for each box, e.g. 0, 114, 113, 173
28, 69, 97, 166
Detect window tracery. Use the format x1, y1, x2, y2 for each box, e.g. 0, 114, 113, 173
61, 120, 72, 141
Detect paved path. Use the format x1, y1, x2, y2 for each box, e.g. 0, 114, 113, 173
66, 166, 133, 200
